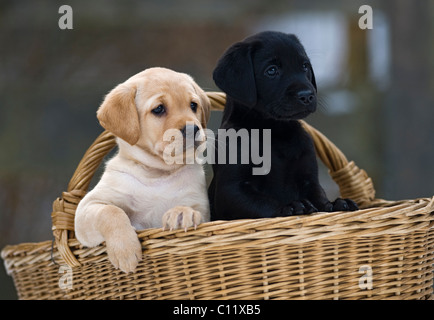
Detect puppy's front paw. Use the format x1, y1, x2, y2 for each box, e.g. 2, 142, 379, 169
162, 206, 202, 231
279, 200, 318, 216
323, 198, 359, 212
105, 227, 142, 273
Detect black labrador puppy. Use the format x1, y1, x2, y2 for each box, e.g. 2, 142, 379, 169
209, 31, 358, 220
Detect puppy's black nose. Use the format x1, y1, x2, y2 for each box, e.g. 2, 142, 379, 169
180, 124, 200, 138
297, 90, 315, 105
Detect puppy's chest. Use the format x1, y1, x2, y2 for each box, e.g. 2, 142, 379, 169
127, 171, 198, 205
271, 131, 312, 162
259, 130, 315, 183
110, 166, 205, 214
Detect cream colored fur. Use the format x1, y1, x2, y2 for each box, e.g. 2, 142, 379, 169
75, 68, 210, 273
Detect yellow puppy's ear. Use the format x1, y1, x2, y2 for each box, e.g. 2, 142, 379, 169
192, 83, 211, 129
200, 93, 211, 129
97, 83, 140, 145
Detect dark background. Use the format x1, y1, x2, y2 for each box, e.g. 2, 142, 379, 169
1, 0, 433, 299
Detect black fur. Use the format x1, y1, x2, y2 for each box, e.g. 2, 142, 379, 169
209, 31, 358, 220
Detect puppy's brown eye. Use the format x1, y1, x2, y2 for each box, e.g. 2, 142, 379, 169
190, 102, 198, 112
265, 65, 279, 77
152, 104, 165, 115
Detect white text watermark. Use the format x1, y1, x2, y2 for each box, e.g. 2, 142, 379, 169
162, 123, 271, 175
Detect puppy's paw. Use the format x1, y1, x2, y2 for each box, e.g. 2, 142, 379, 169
105, 227, 142, 273
323, 198, 359, 212
279, 200, 318, 216
162, 206, 202, 231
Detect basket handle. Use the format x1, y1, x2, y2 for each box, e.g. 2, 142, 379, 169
51, 130, 117, 266
51, 91, 375, 267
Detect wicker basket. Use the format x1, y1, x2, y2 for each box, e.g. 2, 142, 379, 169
2, 92, 434, 300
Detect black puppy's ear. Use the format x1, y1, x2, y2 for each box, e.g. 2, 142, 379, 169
289, 34, 317, 92
310, 64, 317, 92
213, 42, 257, 107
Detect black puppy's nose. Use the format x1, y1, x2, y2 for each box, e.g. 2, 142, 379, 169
180, 124, 200, 138
297, 90, 315, 105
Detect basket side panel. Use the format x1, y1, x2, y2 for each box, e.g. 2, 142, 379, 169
137, 231, 433, 300
8, 262, 67, 300
136, 229, 434, 300
6, 229, 433, 300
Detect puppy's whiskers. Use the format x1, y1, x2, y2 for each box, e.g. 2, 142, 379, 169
203, 133, 227, 149
317, 95, 330, 114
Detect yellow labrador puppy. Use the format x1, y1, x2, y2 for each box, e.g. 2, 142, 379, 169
75, 67, 211, 273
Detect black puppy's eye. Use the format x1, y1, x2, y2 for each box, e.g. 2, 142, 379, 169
302, 62, 310, 72
152, 104, 165, 115
190, 102, 198, 112
265, 65, 279, 78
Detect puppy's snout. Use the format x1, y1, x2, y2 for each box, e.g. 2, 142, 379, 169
180, 123, 202, 150
180, 124, 200, 138
297, 90, 315, 105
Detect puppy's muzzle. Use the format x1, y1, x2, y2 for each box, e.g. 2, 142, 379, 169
181, 124, 200, 138
282, 87, 317, 119
181, 123, 203, 149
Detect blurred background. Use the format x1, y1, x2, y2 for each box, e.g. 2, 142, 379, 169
1, 0, 433, 299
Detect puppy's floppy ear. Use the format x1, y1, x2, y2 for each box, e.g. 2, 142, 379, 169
97, 82, 140, 145
289, 33, 317, 91
213, 41, 257, 107
192, 82, 211, 128
199, 93, 211, 129
309, 64, 317, 92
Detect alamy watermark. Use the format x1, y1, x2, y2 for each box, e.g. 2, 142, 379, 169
59, 4, 373, 30
58, 265, 73, 291
359, 265, 373, 290
53, 2, 379, 293
163, 122, 272, 176
58, 5, 73, 30
359, 5, 373, 30
57, 263, 373, 291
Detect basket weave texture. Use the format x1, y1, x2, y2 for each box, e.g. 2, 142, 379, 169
2, 92, 434, 300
